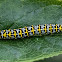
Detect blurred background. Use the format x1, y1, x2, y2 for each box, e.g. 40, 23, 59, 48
35, 54, 62, 62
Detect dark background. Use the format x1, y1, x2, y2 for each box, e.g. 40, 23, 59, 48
35, 54, 62, 62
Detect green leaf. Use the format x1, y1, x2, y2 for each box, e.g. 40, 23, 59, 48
0, 0, 62, 62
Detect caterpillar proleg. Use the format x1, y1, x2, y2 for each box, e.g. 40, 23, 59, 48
0, 24, 62, 39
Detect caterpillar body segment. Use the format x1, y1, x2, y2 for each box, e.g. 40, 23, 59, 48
0, 24, 62, 39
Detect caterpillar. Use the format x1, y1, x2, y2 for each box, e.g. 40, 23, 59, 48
0, 24, 62, 39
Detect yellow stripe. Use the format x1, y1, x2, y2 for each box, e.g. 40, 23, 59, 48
37, 25, 41, 34
7, 29, 12, 38
25, 26, 29, 36
49, 24, 52, 33
59, 25, 62, 31
3, 30, 7, 38
19, 28, 22, 37
31, 25, 35, 35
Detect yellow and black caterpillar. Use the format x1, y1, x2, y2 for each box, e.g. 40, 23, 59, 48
0, 24, 62, 39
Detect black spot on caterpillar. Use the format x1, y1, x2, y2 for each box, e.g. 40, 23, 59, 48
0, 24, 62, 39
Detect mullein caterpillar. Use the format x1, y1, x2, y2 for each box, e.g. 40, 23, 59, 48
0, 24, 62, 39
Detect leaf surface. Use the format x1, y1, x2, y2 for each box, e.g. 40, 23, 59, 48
0, 0, 62, 62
